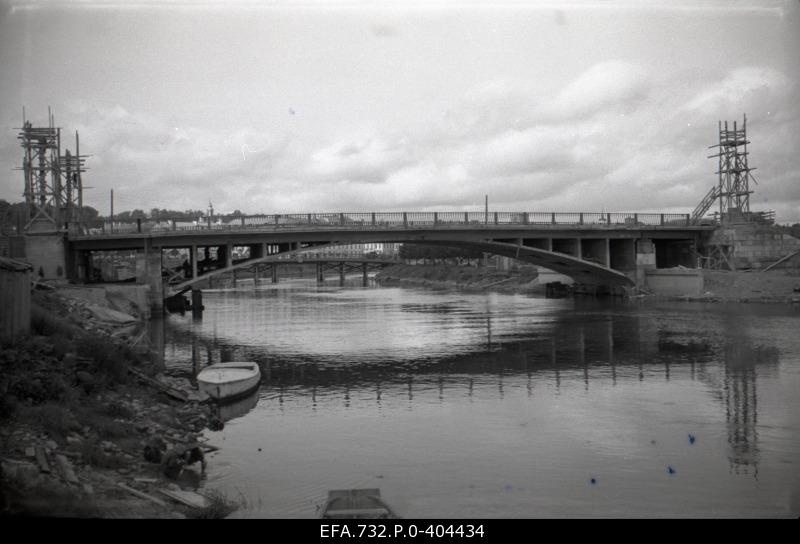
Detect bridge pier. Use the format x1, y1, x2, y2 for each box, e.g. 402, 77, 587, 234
553, 238, 580, 258
580, 238, 610, 267
316, 263, 324, 283
339, 262, 345, 285
271, 265, 278, 284
191, 244, 198, 279
362, 262, 368, 286
608, 238, 637, 283
137, 240, 164, 313
635, 239, 656, 288
191, 289, 204, 319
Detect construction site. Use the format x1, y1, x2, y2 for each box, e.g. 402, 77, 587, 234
2, 112, 799, 307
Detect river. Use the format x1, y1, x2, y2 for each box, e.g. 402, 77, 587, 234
153, 277, 800, 518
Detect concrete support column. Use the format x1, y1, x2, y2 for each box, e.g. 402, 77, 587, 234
191, 289, 203, 319
576, 238, 582, 260
69, 249, 85, 282
605, 238, 610, 267
635, 238, 656, 289
191, 244, 198, 279
362, 263, 368, 286
546, 238, 553, 251
223, 243, 232, 268
317, 263, 324, 283
271, 265, 278, 284
141, 239, 164, 313
339, 262, 345, 284
251, 243, 264, 259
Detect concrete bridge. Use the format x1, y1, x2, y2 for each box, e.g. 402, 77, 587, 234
54, 209, 712, 308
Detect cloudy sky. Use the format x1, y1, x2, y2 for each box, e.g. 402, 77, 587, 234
1, 0, 799, 222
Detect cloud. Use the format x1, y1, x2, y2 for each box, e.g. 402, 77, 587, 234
306, 134, 414, 184
3, 59, 797, 222
547, 61, 651, 121
683, 67, 792, 115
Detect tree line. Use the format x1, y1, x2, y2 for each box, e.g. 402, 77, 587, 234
0, 200, 244, 231
398, 244, 486, 265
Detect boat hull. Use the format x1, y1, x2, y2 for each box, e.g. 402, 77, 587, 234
321, 489, 399, 519
197, 362, 261, 401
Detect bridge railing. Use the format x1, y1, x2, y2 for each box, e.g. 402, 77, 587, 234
67, 211, 695, 236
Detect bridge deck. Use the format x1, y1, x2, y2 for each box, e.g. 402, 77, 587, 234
68, 210, 708, 242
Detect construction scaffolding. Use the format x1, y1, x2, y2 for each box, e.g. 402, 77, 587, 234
708, 114, 757, 221
15, 108, 87, 232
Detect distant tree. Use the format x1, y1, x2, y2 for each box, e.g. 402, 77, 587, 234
81, 206, 100, 221
399, 244, 484, 265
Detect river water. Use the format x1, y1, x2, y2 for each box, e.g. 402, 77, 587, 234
154, 277, 800, 518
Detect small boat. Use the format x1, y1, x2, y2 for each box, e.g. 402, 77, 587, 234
196, 362, 261, 401
320, 488, 399, 519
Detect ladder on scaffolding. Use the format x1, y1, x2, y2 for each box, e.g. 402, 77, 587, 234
691, 185, 720, 224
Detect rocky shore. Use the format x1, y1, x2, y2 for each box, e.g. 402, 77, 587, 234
0, 288, 235, 518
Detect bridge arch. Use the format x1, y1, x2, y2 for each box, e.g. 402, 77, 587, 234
169, 237, 632, 295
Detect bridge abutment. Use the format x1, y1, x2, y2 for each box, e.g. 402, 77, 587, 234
24, 232, 67, 280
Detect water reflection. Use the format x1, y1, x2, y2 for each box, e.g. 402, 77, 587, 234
215, 390, 260, 423
719, 329, 778, 477
151, 290, 787, 482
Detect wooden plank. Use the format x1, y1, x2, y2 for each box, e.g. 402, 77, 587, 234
158, 488, 211, 509
34, 447, 51, 473
128, 367, 188, 402
762, 250, 800, 273
117, 483, 167, 507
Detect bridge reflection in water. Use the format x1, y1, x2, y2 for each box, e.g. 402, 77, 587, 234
152, 299, 779, 478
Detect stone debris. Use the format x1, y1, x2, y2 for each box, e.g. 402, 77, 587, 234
0, 288, 229, 517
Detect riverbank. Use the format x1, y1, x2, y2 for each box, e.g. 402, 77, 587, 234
375, 264, 800, 303
0, 288, 236, 518
375, 264, 543, 294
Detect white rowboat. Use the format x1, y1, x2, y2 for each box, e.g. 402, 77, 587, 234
196, 362, 261, 401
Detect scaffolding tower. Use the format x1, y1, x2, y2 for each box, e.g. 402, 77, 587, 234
16, 109, 87, 232
707, 114, 756, 221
